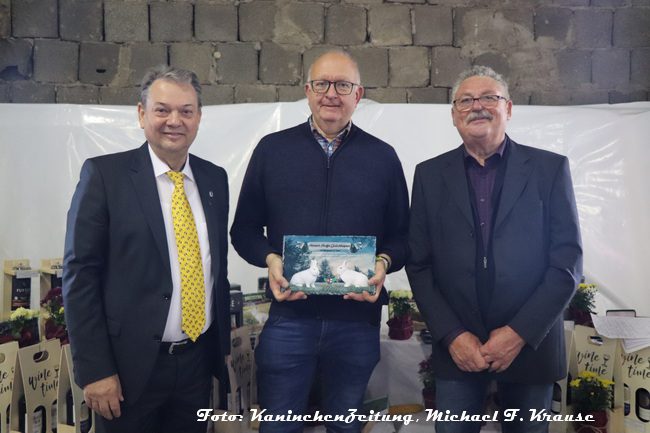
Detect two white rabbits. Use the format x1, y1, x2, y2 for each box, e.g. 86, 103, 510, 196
289, 259, 319, 288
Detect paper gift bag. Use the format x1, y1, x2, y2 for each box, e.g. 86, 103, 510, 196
549, 323, 575, 433
10, 339, 61, 433
620, 346, 650, 432
570, 324, 624, 433
57, 344, 94, 433
0, 342, 19, 432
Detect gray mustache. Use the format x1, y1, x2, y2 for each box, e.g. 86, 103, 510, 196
467, 110, 493, 122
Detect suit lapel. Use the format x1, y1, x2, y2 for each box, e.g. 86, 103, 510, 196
190, 155, 221, 286
442, 146, 474, 228
129, 143, 171, 275
494, 140, 532, 230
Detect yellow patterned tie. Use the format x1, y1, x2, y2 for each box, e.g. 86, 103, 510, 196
167, 171, 205, 342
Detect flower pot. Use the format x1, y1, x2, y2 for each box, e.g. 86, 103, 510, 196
575, 410, 608, 433
422, 388, 435, 410
569, 307, 594, 327
44, 318, 69, 345
387, 314, 413, 340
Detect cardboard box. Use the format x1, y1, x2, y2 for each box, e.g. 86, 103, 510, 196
3, 260, 39, 320
57, 344, 94, 433
0, 342, 20, 432
620, 346, 650, 432
10, 339, 61, 433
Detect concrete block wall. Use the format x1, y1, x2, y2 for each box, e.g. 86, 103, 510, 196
0, 0, 648, 105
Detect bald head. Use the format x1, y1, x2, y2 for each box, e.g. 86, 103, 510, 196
307, 50, 361, 85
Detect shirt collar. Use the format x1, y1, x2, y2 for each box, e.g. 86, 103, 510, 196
147, 144, 195, 183
309, 116, 352, 142
462, 136, 508, 165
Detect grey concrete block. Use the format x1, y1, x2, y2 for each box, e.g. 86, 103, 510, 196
473, 52, 510, 79
11, 81, 55, 103
215, 43, 258, 84
326, 5, 366, 46
455, 8, 534, 49
124, 43, 168, 86
631, 48, 650, 87
364, 87, 407, 103
347, 46, 388, 87
274, 3, 325, 45
202, 84, 234, 105
0, 39, 33, 79
571, 90, 609, 105
105, 1, 148, 43
278, 85, 306, 102
151, 2, 193, 42
509, 89, 531, 105
56, 85, 100, 104
413, 6, 452, 46
592, 0, 627, 6
592, 49, 630, 88
235, 84, 277, 103
556, 49, 591, 87
609, 90, 648, 104
342, 0, 383, 5
60, 0, 102, 41
239, 2, 277, 42
534, 7, 572, 42
195, 2, 238, 42
431, 46, 470, 88
79, 42, 121, 85
99, 86, 140, 105
573, 9, 612, 49
33, 39, 79, 83
543, 0, 588, 5
530, 91, 572, 105
614, 8, 650, 48
407, 87, 448, 103
368, 5, 412, 46
1, 1, 11, 38
260, 43, 301, 85
388, 0, 424, 4
303, 45, 339, 80
12, 0, 57, 38
0, 83, 9, 102
389, 47, 429, 87
170, 43, 215, 84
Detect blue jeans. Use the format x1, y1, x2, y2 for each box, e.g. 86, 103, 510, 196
255, 316, 380, 433
435, 378, 553, 433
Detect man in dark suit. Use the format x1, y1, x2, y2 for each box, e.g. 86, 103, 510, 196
406, 65, 582, 433
63, 65, 230, 433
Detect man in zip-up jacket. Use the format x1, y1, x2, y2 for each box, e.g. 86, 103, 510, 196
230, 50, 409, 433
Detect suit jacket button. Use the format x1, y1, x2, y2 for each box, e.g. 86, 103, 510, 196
163, 293, 171, 300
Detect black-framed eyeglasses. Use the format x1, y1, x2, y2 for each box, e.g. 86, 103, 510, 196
453, 95, 508, 111
309, 80, 359, 96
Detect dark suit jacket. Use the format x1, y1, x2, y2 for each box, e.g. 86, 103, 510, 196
406, 138, 582, 384
63, 143, 230, 404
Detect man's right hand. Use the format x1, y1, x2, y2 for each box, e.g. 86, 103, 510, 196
266, 253, 307, 302
83, 374, 124, 420
448, 331, 490, 372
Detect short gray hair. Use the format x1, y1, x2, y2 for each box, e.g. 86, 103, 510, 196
451, 65, 510, 102
140, 65, 202, 107
306, 49, 361, 85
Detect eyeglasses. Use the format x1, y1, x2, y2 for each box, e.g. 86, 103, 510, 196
309, 80, 359, 96
453, 95, 508, 111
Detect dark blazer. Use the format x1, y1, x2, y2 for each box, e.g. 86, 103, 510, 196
63, 143, 230, 404
406, 138, 582, 384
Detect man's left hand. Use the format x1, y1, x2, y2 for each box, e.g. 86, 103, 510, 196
479, 326, 526, 373
343, 260, 386, 303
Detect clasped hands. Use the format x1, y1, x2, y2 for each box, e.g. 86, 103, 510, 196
265, 253, 386, 303
449, 326, 525, 374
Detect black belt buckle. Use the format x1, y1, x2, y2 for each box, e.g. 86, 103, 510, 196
165, 339, 190, 355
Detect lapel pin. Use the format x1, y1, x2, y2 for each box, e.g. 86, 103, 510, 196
209, 191, 214, 197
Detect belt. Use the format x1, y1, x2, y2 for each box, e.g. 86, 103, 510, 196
159, 338, 197, 355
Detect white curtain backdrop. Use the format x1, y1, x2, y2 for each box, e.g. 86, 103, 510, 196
1, 100, 648, 316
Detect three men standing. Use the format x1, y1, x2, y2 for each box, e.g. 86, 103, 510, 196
407, 66, 582, 433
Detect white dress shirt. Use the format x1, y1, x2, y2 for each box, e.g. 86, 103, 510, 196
148, 145, 214, 342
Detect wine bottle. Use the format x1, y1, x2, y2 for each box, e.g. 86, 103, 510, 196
624, 383, 630, 416
551, 382, 562, 414
637, 387, 650, 423
79, 401, 91, 433
51, 399, 57, 433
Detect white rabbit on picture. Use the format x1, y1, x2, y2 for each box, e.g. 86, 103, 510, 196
336, 261, 369, 287
289, 259, 320, 288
